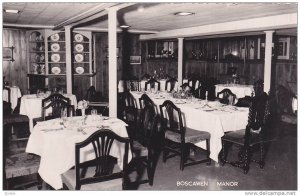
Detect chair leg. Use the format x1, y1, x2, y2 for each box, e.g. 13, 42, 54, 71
220, 140, 227, 166
163, 140, 167, 163
206, 139, 211, 165
259, 143, 265, 169
243, 147, 250, 174
147, 151, 153, 186
180, 143, 185, 171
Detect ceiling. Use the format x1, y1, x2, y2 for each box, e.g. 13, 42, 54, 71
3, 2, 298, 35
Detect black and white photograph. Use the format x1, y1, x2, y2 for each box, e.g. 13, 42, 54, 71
1, 1, 298, 195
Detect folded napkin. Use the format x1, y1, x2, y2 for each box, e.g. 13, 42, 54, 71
37, 123, 64, 132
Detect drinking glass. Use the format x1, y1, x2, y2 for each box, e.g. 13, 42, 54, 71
61, 108, 67, 123
91, 109, 97, 116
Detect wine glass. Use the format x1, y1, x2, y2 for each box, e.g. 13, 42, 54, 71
61, 108, 67, 124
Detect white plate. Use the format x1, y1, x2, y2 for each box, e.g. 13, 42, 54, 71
51, 67, 61, 74
51, 43, 60, 52
51, 33, 60, 41
51, 54, 60, 62
74, 34, 83, 42
75, 44, 84, 52
75, 54, 83, 62
40, 55, 45, 62
75, 67, 84, 74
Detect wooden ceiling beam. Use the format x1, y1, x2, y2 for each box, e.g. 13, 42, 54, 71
53, 3, 135, 30
140, 13, 297, 40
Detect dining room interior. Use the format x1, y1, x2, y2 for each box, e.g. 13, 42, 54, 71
2, 2, 298, 193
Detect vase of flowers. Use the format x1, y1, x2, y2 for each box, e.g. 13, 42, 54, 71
77, 100, 89, 116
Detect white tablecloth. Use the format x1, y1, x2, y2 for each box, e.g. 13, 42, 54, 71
131, 91, 249, 162
3, 86, 22, 110
26, 116, 131, 190
215, 84, 254, 99
19, 94, 77, 131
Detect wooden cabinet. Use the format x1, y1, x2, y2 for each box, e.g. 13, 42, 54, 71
27, 30, 46, 75
26, 29, 94, 93
46, 30, 66, 75
72, 31, 94, 75
146, 40, 178, 59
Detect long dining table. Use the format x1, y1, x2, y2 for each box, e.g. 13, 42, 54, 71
26, 115, 131, 190
130, 91, 249, 163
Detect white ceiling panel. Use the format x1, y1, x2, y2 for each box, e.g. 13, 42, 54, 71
2, 2, 297, 34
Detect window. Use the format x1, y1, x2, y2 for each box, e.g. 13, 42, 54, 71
277, 38, 290, 60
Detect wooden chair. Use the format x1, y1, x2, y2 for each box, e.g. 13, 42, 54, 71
254, 79, 264, 96
4, 151, 41, 190
220, 93, 271, 174
3, 117, 41, 190
33, 94, 74, 126
61, 129, 130, 190
145, 78, 160, 91
85, 86, 109, 115
3, 86, 11, 103
139, 94, 155, 110
216, 88, 237, 105
130, 104, 160, 186
160, 100, 211, 171
141, 73, 151, 81
3, 89, 30, 150
165, 77, 177, 92
187, 75, 201, 92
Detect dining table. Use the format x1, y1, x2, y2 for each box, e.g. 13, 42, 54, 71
26, 115, 132, 190
130, 91, 249, 163
19, 93, 77, 132
215, 84, 254, 99
3, 86, 22, 110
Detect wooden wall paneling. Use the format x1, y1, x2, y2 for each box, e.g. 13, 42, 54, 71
73, 76, 90, 100
2, 29, 28, 95
48, 76, 66, 92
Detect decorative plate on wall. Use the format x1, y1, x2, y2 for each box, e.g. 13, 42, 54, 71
51, 43, 60, 52
74, 34, 83, 42
75, 44, 84, 52
51, 33, 60, 41
51, 67, 61, 74
75, 54, 83, 62
75, 67, 84, 74
51, 54, 60, 62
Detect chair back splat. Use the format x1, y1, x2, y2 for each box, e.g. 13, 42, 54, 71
41, 93, 73, 120
73, 129, 129, 190
145, 78, 160, 91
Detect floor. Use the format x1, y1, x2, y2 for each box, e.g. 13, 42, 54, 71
4, 119, 297, 191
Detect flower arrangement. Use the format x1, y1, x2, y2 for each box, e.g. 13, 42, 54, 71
77, 100, 89, 110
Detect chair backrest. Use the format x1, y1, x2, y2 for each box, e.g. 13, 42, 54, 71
85, 86, 97, 102
244, 93, 270, 144
165, 77, 177, 91
139, 94, 155, 109
42, 93, 70, 106
137, 104, 159, 147
254, 79, 264, 96
160, 100, 184, 139
3, 86, 11, 103
217, 88, 237, 105
75, 129, 129, 190
123, 91, 138, 109
42, 94, 73, 120
141, 73, 151, 81
145, 78, 160, 91
188, 76, 201, 91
